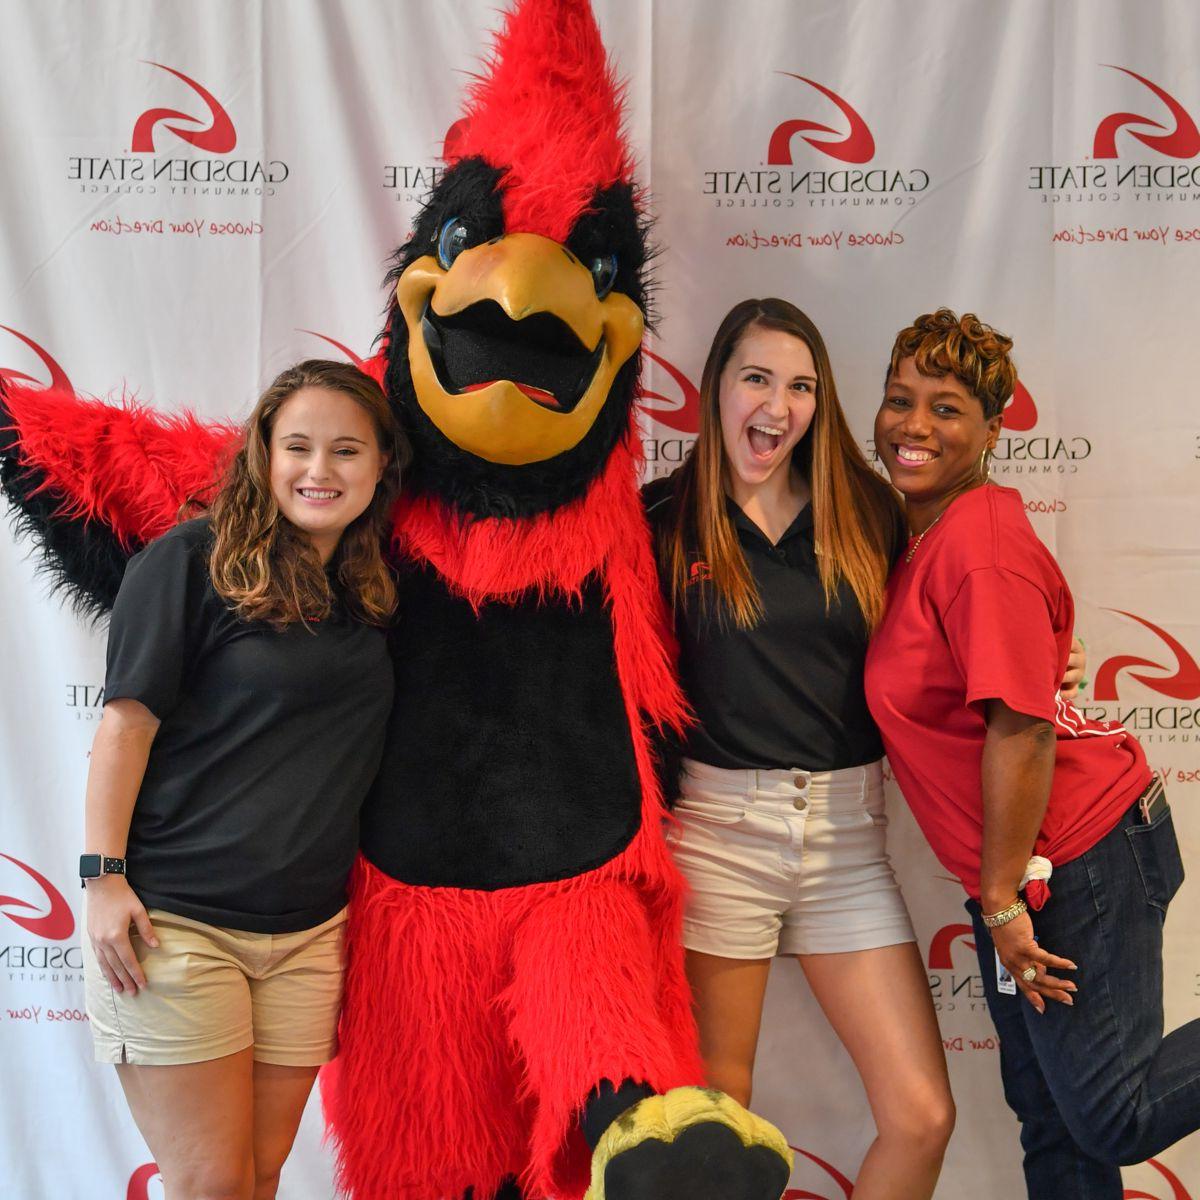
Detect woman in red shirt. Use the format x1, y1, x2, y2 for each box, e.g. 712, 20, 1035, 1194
865, 309, 1198, 1199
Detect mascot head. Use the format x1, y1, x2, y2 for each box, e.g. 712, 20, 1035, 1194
383, 0, 649, 518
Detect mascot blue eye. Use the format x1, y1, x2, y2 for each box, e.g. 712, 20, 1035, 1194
589, 253, 618, 298
437, 218, 470, 270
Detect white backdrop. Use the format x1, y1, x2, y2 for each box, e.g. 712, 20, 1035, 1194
2, 3, 1198, 1197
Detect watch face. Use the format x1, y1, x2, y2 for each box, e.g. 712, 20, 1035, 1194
79, 853, 103, 878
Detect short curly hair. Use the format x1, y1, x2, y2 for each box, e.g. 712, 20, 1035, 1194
886, 309, 1015, 420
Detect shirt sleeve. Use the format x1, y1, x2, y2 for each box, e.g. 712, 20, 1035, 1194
940, 566, 1060, 723
104, 530, 203, 720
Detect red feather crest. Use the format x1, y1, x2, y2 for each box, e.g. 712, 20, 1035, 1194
448, 0, 634, 242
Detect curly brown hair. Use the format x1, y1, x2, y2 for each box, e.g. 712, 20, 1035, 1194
886, 308, 1016, 419
207, 360, 409, 629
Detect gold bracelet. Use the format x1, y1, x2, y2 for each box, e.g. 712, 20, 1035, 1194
981, 897, 1027, 928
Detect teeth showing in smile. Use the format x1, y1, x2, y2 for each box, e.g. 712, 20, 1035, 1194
299, 488, 340, 499
895, 446, 936, 464
747, 423, 784, 458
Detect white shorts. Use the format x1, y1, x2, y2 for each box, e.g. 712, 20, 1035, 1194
668, 758, 916, 959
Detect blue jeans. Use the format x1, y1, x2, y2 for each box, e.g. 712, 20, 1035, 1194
968, 796, 1197, 1199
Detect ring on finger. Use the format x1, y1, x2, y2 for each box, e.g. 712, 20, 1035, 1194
1020, 965, 1038, 984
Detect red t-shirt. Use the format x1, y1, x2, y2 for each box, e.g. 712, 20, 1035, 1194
864, 484, 1149, 902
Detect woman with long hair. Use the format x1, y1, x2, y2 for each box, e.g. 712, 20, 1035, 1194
81, 360, 407, 1200
866, 310, 1199, 1199
644, 298, 956, 1197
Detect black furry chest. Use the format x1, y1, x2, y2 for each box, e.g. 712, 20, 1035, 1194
359, 562, 642, 888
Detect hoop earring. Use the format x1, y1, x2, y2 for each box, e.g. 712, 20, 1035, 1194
978, 445, 993, 481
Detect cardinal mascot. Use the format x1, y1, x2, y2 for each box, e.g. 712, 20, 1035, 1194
1, 3, 793, 1198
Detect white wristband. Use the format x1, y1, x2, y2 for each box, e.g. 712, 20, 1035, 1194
1019, 855, 1053, 891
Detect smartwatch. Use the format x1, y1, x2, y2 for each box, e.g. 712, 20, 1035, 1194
79, 854, 126, 887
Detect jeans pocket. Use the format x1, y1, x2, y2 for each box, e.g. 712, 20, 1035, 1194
1125, 807, 1185, 912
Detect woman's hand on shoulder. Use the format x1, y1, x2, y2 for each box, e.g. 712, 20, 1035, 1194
86, 875, 158, 994
990, 910, 1077, 1014
1060, 635, 1086, 699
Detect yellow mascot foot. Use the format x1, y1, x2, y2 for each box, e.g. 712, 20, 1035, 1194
584, 1086, 793, 1200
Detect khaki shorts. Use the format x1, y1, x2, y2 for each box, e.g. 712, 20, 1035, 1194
83, 905, 347, 1067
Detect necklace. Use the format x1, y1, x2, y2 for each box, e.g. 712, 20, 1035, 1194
904, 510, 945, 563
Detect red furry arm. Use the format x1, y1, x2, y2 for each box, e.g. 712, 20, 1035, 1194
0, 380, 241, 616
3, 381, 240, 544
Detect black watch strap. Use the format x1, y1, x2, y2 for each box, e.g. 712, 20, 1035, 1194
79, 854, 127, 887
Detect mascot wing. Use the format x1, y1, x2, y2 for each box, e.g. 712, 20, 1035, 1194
0, 377, 240, 615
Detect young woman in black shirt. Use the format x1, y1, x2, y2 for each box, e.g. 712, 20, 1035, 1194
645, 299, 956, 1198
81, 360, 406, 1200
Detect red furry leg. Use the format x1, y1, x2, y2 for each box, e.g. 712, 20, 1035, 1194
504, 879, 704, 1200
322, 861, 525, 1200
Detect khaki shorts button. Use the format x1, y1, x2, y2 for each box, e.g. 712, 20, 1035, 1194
794, 798, 807, 811
794, 774, 807, 788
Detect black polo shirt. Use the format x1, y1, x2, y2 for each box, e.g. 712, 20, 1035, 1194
104, 518, 394, 932
644, 475, 888, 773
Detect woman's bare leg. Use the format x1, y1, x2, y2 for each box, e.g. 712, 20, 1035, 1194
116, 1050, 319, 1200
799, 942, 955, 1200
685, 950, 773, 1107
250, 1062, 321, 1200
117, 1048, 256, 1200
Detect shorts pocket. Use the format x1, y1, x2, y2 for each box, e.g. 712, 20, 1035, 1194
674, 798, 748, 826
824, 810, 879, 829
1126, 806, 1185, 913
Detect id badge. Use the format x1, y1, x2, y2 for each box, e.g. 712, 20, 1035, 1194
996, 950, 1017, 995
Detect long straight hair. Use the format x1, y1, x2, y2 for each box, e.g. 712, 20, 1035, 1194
660, 298, 901, 631
208, 359, 409, 629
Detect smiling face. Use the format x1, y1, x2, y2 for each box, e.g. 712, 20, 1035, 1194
718, 326, 818, 500
268, 387, 388, 562
874, 355, 1002, 510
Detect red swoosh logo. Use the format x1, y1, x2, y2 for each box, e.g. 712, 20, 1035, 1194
299, 330, 368, 370
1093, 67, 1200, 160
1094, 611, 1200, 702
127, 1163, 162, 1200
768, 75, 875, 165
638, 349, 700, 434
927, 923, 976, 970
443, 118, 471, 161
1123, 1157, 1193, 1200
0, 326, 74, 392
0, 855, 75, 941
131, 63, 237, 155
1002, 379, 1037, 432
784, 1145, 855, 1199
